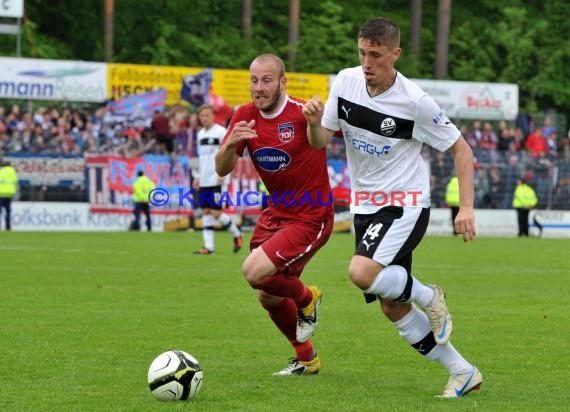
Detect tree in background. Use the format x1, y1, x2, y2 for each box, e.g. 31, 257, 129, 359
0, 0, 569, 115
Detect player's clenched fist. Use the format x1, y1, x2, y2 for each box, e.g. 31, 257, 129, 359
302, 96, 325, 126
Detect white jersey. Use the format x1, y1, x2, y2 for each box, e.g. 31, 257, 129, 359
197, 123, 227, 187
322, 67, 460, 214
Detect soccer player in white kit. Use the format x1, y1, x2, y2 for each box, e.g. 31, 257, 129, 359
302, 16, 482, 398
193, 104, 242, 254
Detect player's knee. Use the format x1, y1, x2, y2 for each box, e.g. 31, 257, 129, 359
242, 247, 277, 287
348, 256, 379, 290
242, 259, 258, 286
242, 256, 267, 287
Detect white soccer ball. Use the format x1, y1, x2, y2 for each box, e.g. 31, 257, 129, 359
147, 350, 204, 401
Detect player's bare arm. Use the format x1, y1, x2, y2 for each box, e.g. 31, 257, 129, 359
302, 96, 335, 149
215, 120, 257, 176
449, 136, 476, 242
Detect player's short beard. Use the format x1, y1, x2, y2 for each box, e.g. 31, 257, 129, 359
259, 85, 282, 114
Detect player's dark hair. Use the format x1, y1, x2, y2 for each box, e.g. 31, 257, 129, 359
358, 17, 400, 49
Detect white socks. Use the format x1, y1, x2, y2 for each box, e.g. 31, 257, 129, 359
218, 213, 241, 237
202, 213, 241, 252
364, 265, 435, 308
394, 304, 472, 375
394, 302, 433, 346
202, 214, 215, 251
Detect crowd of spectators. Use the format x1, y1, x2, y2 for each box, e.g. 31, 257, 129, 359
0, 103, 202, 159
1, 102, 569, 210
326, 114, 570, 211
426, 116, 570, 210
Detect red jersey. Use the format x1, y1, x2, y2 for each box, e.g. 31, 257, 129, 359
224, 95, 333, 221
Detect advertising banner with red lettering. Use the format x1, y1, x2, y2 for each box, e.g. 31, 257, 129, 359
106, 154, 189, 194
86, 154, 191, 214
411, 79, 519, 120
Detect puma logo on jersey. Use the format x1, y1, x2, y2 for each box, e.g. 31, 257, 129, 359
341, 105, 351, 118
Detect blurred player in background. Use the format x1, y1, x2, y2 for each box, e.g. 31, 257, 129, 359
302, 17, 482, 397
193, 104, 242, 255
216, 54, 334, 376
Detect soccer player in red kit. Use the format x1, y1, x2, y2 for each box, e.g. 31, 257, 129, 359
216, 54, 334, 375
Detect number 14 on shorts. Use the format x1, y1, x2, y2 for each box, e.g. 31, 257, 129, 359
364, 223, 383, 240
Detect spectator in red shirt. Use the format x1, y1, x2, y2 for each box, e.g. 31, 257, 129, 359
525, 127, 548, 158
150, 110, 174, 155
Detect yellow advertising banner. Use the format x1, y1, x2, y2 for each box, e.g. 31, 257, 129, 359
213, 68, 330, 107
107, 63, 330, 108
285, 72, 330, 103
211, 68, 250, 108
107, 63, 203, 106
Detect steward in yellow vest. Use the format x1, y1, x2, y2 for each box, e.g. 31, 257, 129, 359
512, 179, 538, 237
133, 172, 156, 203
131, 171, 156, 231
445, 176, 460, 207
445, 176, 460, 235
0, 160, 19, 231
512, 180, 538, 209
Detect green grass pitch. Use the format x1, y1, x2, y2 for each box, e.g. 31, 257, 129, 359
1, 231, 568, 411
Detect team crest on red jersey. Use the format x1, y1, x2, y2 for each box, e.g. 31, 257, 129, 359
278, 122, 295, 144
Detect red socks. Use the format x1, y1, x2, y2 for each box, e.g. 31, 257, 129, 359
263, 298, 314, 361
255, 274, 312, 308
